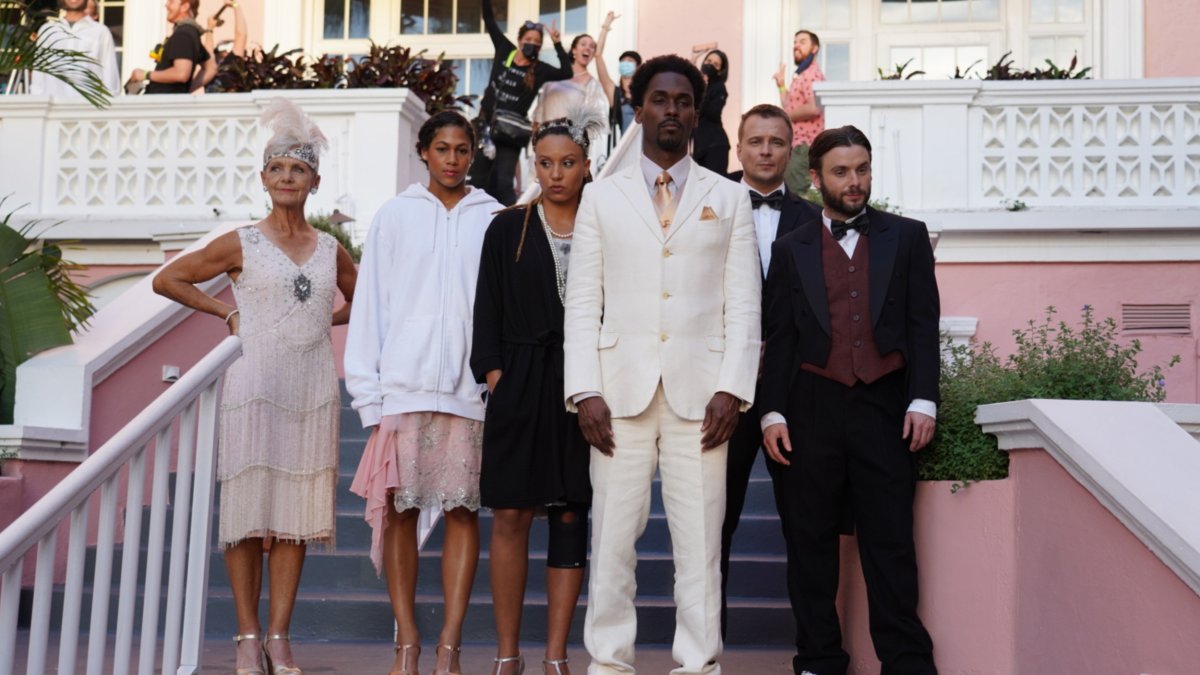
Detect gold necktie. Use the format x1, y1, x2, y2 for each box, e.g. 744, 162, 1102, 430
654, 170, 674, 231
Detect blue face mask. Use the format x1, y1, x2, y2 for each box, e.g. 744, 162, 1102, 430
618, 61, 636, 78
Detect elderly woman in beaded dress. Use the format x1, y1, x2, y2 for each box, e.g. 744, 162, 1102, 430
470, 109, 604, 675
153, 98, 357, 675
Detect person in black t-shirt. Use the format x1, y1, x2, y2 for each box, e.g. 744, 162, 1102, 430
128, 0, 213, 94
469, 0, 573, 206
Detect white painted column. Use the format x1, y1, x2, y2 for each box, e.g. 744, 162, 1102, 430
741, 0, 786, 108
0, 99, 50, 212
262, 0, 307, 54
1098, 0, 1145, 79
122, 0, 169, 85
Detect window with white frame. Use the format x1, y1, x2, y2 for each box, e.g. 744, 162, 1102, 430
879, 0, 1000, 24
1027, 0, 1088, 70
314, 0, 585, 104
794, 0, 852, 80
98, 0, 126, 71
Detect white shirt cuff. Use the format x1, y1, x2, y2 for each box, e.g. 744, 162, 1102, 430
760, 411, 787, 432
907, 399, 937, 420
572, 391, 602, 404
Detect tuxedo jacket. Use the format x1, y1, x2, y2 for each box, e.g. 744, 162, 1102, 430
759, 206, 941, 419
726, 172, 823, 274
563, 159, 762, 421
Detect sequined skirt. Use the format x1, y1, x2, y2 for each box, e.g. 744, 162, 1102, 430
349, 411, 483, 574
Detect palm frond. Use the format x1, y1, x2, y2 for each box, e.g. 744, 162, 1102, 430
0, 2, 111, 108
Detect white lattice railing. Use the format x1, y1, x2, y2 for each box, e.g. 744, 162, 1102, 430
0, 337, 241, 675
0, 89, 429, 243
816, 78, 1200, 212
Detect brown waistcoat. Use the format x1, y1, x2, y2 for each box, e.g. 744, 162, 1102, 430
800, 225, 905, 386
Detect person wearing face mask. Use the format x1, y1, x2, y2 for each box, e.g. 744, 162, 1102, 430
532, 33, 610, 169
594, 12, 640, 141
471, 0, 573, 206
693, 49, 732, 176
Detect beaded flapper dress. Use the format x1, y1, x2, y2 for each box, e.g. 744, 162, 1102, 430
217, 226, 339, 550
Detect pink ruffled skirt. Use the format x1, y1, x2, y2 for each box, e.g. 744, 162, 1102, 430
349, 411, 483, 574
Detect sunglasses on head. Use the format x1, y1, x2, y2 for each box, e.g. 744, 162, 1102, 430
522, 20, 545, 31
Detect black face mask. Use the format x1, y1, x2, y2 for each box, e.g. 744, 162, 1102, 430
702, 63, 720, 79
521, 43, 540, 60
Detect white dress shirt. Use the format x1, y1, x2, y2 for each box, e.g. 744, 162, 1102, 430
741, 180, 786, 273
28, 16, 121, 99
760, 208, 936, 430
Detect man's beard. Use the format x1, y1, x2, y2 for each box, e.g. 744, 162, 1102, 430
655, 126, 687, 153
819, 183, 869, 217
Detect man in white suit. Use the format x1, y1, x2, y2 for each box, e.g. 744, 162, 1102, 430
563, 54, 762, 675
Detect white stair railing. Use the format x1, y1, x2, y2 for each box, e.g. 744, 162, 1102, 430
0, 336, 242, 675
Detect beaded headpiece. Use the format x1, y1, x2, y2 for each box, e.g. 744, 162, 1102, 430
534, 104, 608, 151
260, 98, 328, 172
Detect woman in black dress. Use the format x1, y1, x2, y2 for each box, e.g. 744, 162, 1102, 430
692, 48, 731, 175
471, 112, 601, 675
470, 0, 574, 206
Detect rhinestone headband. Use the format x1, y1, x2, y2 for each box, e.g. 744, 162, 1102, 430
535, 118, 590, 149
264, 144, 320, 171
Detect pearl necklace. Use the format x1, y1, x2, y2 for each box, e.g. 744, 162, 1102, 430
536, 202, 568, 304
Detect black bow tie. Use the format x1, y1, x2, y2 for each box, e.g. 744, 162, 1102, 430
830, 215, 870, 241
750, 190, 784, 211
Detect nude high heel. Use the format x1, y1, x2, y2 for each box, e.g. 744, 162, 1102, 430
232, 633, 265, 675
433, 643, 463, 675
390, 643, 420, 675
493, 653, 525, 674
261, 633, 301, 674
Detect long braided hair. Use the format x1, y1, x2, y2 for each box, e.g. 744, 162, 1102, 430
512, 109, 606, 262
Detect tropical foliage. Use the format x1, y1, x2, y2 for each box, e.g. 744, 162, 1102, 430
0, 1, 111, 107
0, 200, 96, 423
213, 42, 473, 113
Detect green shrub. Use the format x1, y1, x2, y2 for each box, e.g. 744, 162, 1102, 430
307, 213, 361, 263
920, 306, 1178, 486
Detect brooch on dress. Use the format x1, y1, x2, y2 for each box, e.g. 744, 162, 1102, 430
293, 273, 312, 302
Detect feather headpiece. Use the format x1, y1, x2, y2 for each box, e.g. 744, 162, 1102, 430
260, 98, 329, 171
535, 102, 609, 150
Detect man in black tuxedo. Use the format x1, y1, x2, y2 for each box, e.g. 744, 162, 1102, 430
719, 104, 822, 638
760, 125, 940, 675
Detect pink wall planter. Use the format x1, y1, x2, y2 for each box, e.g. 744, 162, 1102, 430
835, 449, 1200, 674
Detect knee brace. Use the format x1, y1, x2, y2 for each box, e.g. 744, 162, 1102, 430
545, 503, 589, 569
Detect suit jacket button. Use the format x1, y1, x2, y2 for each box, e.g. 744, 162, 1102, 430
662, 291, 671, 299
848, 265, 856, 273
853, 339, 862, 348
660, 333, 669, 342
852, 314, 861, 321
850, 290, 859, 299
662, 248, 672, 258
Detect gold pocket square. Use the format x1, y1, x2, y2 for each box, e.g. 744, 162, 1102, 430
700, 206, 719, 221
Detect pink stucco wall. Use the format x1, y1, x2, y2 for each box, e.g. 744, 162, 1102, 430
637, 0, 744, 170
838, 450, 1200, 673
1144, 0, 1200, 77
937, 262, 1199, 403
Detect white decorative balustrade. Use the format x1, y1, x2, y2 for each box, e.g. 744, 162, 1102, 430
0, 89, 430, 242
0, 337, 241, 675
815, 79, 1200, 213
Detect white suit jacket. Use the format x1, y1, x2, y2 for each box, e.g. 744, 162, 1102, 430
563, 159, 762, 421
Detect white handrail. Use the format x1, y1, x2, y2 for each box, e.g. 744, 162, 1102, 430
0, 336, 242, 675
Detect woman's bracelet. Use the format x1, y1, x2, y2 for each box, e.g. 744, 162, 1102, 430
224, 309, 240, 325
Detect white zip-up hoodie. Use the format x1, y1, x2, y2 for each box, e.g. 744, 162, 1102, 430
345, 183, 502, 427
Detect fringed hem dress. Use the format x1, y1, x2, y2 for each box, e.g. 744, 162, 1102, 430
217, 226, 340, 551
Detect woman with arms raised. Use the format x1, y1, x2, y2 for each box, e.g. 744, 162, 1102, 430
153, 98, 357, 674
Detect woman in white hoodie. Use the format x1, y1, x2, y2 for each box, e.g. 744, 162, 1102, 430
346, 110, 501, 675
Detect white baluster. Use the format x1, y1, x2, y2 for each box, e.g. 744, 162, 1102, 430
25, 530, 58, 675
162, 403, 198, 675
138, 427, 174, 675
178, 383, 220, 674
0, 560, 24, 675
85, 477, 120, 675
57, 504, 90, 675
112, 447, 148, 674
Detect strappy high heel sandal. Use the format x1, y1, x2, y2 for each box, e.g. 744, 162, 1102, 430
433, 643, 463, 675
261, 633, 301, 675
232, 633, 265, 675
543, 657, 570, 675
390, 643, 420, 675
493, 653, 525, 675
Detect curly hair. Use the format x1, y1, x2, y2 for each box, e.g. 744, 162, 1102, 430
629, 54, 705, 108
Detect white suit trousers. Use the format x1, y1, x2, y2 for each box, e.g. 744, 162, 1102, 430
584, 384, 727, 674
